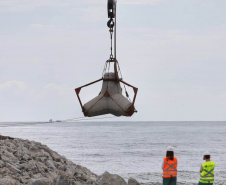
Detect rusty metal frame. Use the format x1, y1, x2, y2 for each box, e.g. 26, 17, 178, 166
119, 79, 138, 116
75, 78, 103, 113
75, 78, 138, 117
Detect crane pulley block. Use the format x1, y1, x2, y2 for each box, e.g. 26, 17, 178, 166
108, 0, 117, 18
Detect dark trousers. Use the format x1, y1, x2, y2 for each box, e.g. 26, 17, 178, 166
198, 182, 213, 185
163, 177, 177, 185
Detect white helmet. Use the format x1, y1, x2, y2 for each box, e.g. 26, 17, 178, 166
167, 146, 174, 152
203, 151, 211, 156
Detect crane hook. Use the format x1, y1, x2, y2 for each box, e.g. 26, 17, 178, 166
107, 18, 114, 29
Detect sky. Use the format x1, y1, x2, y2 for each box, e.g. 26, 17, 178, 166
0, 0, 226, 122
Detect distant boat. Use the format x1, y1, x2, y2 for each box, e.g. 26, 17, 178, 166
56, 120, 61, 122
49, 119, 53, 123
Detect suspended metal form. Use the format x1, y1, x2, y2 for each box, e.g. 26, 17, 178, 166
75, 0, 138, 117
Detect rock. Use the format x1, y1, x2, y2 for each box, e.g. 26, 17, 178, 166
46, 160, 57, 171
6, 163, 21, 174
96, 171, 127, 185
0, 137, 141, 185
0, 138, 98, 185
22, 153, 31, 161
1, 149, 18, 162
28, 178, 54, 185
0, 160, 5, 168
55, 175, 71, 185
0, 167, 10, 175
0, 176, 17, 185
0, 135, 14, 140
128, 177, 141, 185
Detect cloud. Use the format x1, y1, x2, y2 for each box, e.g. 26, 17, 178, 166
0, 81, 31, 94
0, 81, 78, 121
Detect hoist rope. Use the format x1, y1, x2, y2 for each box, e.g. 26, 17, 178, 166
104, 3, 131, 103
117, 62, 132, 102
0, 116, 117, 127
110, 31, 113, 59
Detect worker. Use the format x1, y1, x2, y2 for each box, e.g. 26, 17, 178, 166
198, 151, 215, 185
162, 146, 177, 185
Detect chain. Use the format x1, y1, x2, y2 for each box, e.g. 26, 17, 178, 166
107, 17, 131, 101
110, 31, 113, 59
107, 18, 114, 60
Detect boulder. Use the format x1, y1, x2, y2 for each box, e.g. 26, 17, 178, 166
55, 175, 71, 185
0, 138, 98, 185
128, 178, 141, 185
6, 163, 21, 174
0, 135, 14, 140
0, 176, 17, 185
96, 171, 127, 185
0, 160, 5, 168
0, 137, 140, 185
28, 178, 54, 185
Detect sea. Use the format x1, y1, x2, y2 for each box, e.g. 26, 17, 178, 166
0, 121, 225, 184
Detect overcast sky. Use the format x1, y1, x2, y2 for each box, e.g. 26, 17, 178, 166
0, 0, 226, 122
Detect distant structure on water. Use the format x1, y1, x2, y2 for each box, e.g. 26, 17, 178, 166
49, 119, 61, 123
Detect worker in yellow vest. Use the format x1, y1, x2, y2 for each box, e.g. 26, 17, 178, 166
162, 146, 177, 185
198, 151, 215, 185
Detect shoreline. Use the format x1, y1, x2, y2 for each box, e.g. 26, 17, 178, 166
0, 135, 141, 185
0, 135, 221, 185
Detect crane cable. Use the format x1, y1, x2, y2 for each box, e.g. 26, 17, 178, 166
0, 116, 117, 128
106, 15, 131, 102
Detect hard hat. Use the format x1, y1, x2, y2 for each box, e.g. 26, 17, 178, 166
203, 151, 211, 156
167, 146, 174, 152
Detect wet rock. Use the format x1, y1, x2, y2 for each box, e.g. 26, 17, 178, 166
128, 178, 141, 185
96, 171, 127, 185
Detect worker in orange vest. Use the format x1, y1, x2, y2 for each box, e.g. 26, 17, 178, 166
162, 146, 178, 185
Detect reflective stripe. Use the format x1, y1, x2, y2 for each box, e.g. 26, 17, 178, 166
163, 157, 177, 178
203, 169, 214, 173
200, 178, 214, 182
201, 175, 214, 178
200, 161, 215, 183
163, 173, 177, 176
163, 162, 177, 171
200, 168, 214, 178
201, 174, 214, 178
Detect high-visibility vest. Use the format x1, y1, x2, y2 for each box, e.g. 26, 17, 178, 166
163, 157, 177, 178
200, 161, 215, 183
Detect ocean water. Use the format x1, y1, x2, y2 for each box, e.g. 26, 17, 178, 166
0, 121, 226, 184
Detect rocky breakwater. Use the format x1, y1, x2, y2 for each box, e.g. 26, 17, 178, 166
0, 136, 141, 185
